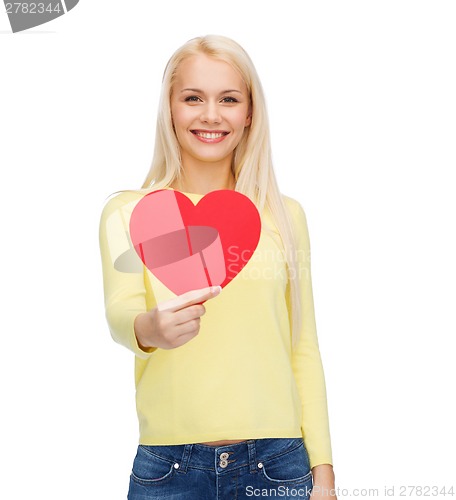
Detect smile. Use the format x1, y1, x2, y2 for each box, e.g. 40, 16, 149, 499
191, 130, 229, 143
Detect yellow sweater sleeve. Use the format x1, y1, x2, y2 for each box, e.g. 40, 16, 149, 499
286, 198, 333, 468
98, 191, 157, 359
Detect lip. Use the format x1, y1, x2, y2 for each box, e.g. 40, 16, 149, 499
191, 129, 230, 144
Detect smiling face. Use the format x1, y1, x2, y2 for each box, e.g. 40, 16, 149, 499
170, 54, 251, 173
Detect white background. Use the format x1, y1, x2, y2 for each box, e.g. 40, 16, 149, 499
1, 1, 455, 499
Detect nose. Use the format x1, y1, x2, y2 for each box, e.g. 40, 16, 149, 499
200, 101, 221, 124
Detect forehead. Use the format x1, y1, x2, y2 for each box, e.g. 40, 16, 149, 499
173, 54, 247, 92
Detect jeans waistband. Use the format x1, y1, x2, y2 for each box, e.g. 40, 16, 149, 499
139, 437, 304, 474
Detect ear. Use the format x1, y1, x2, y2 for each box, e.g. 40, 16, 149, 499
245, 108, 252, 127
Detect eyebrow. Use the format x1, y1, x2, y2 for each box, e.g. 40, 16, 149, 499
180, 88, 243, 94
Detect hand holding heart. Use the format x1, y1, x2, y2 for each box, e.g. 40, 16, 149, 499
134, 286, 222, 350
130, 189, 260, 350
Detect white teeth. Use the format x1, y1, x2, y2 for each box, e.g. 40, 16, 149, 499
196, 132, 225, 139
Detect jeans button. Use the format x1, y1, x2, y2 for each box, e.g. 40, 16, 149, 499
220, 459, 228, 468
220, 452, 229, 460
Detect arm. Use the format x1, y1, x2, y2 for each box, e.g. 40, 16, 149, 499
99, 191, 222, 354
311, 464, 337, 498
98, 191, 157, 358
286, 199, 334, 472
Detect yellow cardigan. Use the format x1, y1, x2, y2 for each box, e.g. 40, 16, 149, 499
98, 188, 333, 468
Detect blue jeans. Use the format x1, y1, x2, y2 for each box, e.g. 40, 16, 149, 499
127, 437, 313, 499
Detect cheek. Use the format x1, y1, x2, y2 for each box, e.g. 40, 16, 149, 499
171, 104, 190, 130
230, 107, 251, 131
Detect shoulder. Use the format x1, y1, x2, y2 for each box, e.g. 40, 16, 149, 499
281, 194, 309, 227
279, 194, 312, 251
99, 189, 147, 223
282, 193, 303, 211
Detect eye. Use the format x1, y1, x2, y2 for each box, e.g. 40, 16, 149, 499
184, 95, 201, 102
222, 96, 239, 103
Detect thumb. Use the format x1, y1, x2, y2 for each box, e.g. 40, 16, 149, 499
157, 286, 222, 312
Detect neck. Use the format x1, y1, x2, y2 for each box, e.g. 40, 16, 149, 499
171, 155, 236, 195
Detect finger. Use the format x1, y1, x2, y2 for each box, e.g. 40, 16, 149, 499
157, 286, 222, 312
173, 304, 206, 326
168, 330, 199, 349
162, 320, 201, 349
175, 318, 201, 337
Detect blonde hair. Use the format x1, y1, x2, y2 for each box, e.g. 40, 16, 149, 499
142, 35, 302, 348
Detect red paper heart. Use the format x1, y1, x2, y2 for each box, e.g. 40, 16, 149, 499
129, 189, 261, 295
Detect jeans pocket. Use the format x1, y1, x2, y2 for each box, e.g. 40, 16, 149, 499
130, 445, 177, 486
259, 440, 312, 486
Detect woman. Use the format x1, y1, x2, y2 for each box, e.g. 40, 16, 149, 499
99, 35, 337, 499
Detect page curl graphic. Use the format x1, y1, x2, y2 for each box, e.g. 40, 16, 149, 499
4, 0, 79, 33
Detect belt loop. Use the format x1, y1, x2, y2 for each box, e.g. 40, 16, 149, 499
177, 444, 193, 473
247, 440, 257, 473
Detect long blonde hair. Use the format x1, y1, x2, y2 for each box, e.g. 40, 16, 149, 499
142, 35, 302, 348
